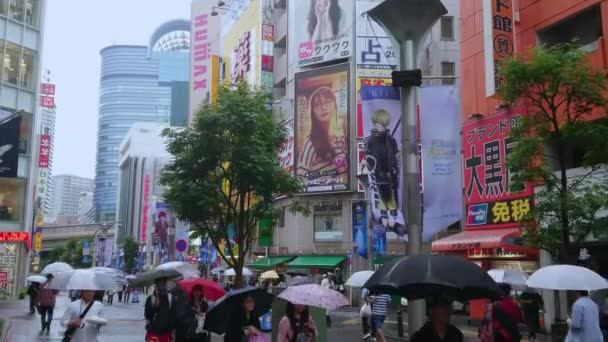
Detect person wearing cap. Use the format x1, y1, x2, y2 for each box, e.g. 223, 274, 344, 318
37, 274, 59, 336
411, 298, 463, 342
60, 289, 105, 342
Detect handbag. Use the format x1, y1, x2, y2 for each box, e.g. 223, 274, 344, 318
360, 302, 372, 318
62, 300, 95, 342
478, 303, 494, 342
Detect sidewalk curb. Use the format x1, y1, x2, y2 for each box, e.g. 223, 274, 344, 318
0, 320, 12, 342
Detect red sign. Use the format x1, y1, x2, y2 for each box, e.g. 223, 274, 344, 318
261, 55, 274, 72
185, 255, 198, 265
462, 107, 533, 229
0, 272, 7, 289
40, 83, 56, 95
141, 175, 150, 242
0, 232, 31, 249
262, 24, 274, 41
38, 134, 51, 168
484, 0, 514, 96
40, 96, 55, 108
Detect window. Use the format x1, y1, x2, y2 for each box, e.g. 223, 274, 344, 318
441, 62, 456, 85
440, 16, 454, 40
9, 0, 24, 22
0, 178, 26, 222
20, 48, 35, 89
313, 202, 343, 241
0, 0, 8, 16
537, 5, 602, 52
3, 42, 20, 86
25, 0, 39, 26
277, 207, 285, 228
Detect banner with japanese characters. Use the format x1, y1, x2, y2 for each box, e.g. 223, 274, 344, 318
483, 0, 514, 97
462, 107, 534, 229
294, 0, 353, 67
295, 63, 350, 193
355, 1, 397, 78
278, 119, 294, 174
419, 86, 462, 241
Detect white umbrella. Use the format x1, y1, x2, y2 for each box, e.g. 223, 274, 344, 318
47, 269, 117, 290
91, 267, 127, 285
211, 267, 225, 275
225, 267, 253, 277
487, 269, 529, 290
41, 262, 73, 275
527, 265, 608, 291
345, 271, 375, 287
26, 275, 47, 283
156, 261, 200, 279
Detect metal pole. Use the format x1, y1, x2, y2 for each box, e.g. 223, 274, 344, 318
401, 39, 425, 336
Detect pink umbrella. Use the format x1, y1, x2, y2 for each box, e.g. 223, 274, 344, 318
278, 284, 348, 311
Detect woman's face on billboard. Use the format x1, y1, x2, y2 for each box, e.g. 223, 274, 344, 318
314, 0, 330, 15
312, 91, 334, 123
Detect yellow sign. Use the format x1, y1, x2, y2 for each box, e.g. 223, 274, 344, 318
34, 232, 42, 252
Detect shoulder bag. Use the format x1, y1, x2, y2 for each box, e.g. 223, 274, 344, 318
62, 300, 95, 342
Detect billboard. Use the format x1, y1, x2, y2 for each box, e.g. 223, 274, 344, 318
462, 107, 534, 229
95, 238, 113, 267
295, 63, 350, 193
278, 119, 294, 174
360, 86, 406, 239
294, 0, 353, 67
355, 1, 397, 77
154, 202, 171, 263
0, 116, 21, 178
483, 0, 514, 97
352, 201, 368, 258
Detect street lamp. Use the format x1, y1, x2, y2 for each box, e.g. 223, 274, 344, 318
367, 0, 447, 336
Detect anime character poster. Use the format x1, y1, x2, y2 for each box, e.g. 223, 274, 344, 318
360, 86, 406, 240
154, 202, 171, 263
295, 63, 350, 193
294, 0, 353, 67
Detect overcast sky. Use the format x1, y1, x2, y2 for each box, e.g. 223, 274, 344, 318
44, 0, 191, 179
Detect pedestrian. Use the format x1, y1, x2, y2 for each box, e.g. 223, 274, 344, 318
37, 274, 58, 336
60, 289, 105, 342
566, 290, 603, 342
492, 283, 523, 342
107, 290, 114, 305
224, 295, 262, 342
411, 297, 463, 342
145, 277, 176, 342
69, 289, 80, 302
277, 302, 317, 342
369, 291, 391, 342
519, 288, 543, 341
124, 285, 131, 304
94, 290, 104, 302
188, 285, 210, 342
360, 287, 371, 340
26, 281, 40, 314
320, 273, 335, 327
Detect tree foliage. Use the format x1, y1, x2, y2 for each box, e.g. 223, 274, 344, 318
122, 236, 139, 273
160, 81, 303, 284
501, 43, 608, 262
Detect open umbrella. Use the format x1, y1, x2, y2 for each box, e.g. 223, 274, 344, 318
156, 261, 200, 279
225, 267, 253, 277
204, 287, 274, 334
210, 267, 225, 275
26, 275, 47, 283
364, 255, 501, 301
527, 265, 608, 291
178, 278, 226, 301
40, 262, 73, 275
288, 276, 313, 286
260, 270, 280, 280
91, 267, 127, 285
129, 269, 182, 288
487, 269, 529, 290
278, 284, 348, 311
47, 269, 117, 290
346, 271, 375, 287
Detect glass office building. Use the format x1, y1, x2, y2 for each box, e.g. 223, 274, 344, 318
94, 19, 190, 221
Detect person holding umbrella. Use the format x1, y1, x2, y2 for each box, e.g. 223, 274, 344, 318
410, 297, 463, 342
492, 283, 523, 342
38, 274, 58, 336
26, 280, 40, 314
519, 288, 543, 342
369, 290, 391, 342
188, 285, 210, 342
277, 302, 317, 342
60, 289, 106, 342
224, 294, 263, 342
566, 290, 603, 342
145, 277, 176, 342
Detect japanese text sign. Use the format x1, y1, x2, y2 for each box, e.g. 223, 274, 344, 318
40, 83, 56, 95
0, 232, 31, 249
40, 96, 55, 108
483, 0, 514, 97
355, 2, 397, 73
462, 108, 533, 229
38, 134, 51, 168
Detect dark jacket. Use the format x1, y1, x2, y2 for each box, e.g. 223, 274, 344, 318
411, 322, 464, 342
224, 311, 261, 342
145, 292, 176, 335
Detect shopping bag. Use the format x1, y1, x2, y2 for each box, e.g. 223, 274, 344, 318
360, 302, 372, 318
131, 291, 139, 303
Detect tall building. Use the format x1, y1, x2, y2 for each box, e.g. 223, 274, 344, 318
94, 19, 191, 222
49, 174, 94, 223
0, 0, 46, 299
39, 69, 56, 222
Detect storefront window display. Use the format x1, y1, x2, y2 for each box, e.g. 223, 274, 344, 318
0, 41, 37, 90
0, 178, 25, 222
24, 0, 39, 26
2, 41, 20, 86
313, 202, 343, 241
20, 48, 35, 89
8, 0, 24, 22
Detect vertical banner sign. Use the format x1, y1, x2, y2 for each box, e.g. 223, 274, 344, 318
0, 116, 21, 178
36, 134, 52, 248
278, 119, 295, 174
419, 87, 463, 241
154, 202, 171, 263
260, 0, 274, 90
38, 135, 51, 167
462, 107, 534, 229
360, 86, 406, 239
258, 216, 273, 247
295, 63, 350, 193
141, 175, 150, 242
294, 0, 353, 66
199, 238, 209, 265
352, 201, 368, 258
483, 0, 514, 97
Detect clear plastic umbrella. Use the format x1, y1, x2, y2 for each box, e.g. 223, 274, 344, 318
225, 267, 253, 277
26, 275, 47, 283
346, 271, 375, 287
156, 261, 200, 279
91, 267, 127, 285
527, 265, 608, 291
487, 269, 529, 290
40, 262, 73, 275
47, 269, 117, 290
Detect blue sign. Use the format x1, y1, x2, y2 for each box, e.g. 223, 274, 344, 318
352, 202, 368, 258
466, 203, 488, 226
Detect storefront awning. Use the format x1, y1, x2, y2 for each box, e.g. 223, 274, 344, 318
287, 256, 346, 269
248, 256, 294, 270
432, 228, 521, 252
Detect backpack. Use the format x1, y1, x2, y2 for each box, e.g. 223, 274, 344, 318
492, 302, 521, 342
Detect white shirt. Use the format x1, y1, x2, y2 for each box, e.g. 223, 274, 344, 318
61, 299, 105, 342
565, 296, 603, 342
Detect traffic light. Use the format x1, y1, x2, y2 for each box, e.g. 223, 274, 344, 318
392, 69, 422, 87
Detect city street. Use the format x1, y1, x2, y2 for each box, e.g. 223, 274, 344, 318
0, 293, 544, 342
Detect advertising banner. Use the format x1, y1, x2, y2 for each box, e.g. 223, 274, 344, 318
372, 223, 386, 257
0, 116, 21, 178
38, 134, 50, 168
360, 86, 406, 239
295, 64, 350, 193
294, 0, 353, 67
355, 2, 397, 76
419, 87, 463, 241
462, 106, 534, 229
258, 216, 273, 247
352, 201, 368, 258
154, 202, 171, 263
483, 0, 514, 97
94, 238, 113, 267
278, 119, 294, 174
199, 238, 209, 265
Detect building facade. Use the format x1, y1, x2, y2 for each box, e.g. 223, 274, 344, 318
48, 174, 94, 223
94, 20, 191, 222
0, 0, 46, 299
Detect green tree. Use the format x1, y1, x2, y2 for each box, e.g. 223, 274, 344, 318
501, 44, 608, 262
122, 237, 139, 273
160, 81, 303, 286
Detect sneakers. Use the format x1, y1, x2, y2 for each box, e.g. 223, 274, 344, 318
362, 333, 371, 339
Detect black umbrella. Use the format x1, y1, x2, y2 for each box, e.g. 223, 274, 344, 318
363, 255, 502, 301
128, 269, 182, 288
204, 287, 274, 334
